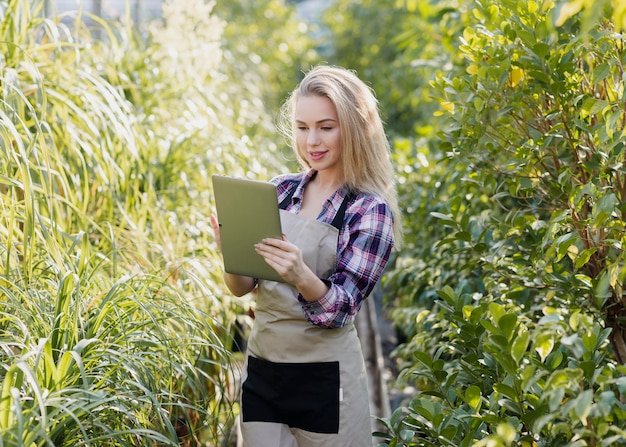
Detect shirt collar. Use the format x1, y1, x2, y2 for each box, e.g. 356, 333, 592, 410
293, 170, 350, 210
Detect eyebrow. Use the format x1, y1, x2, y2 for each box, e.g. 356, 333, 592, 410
295, 118, 337, 124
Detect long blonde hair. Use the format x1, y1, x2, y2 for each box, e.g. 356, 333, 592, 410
279, 65, 403, 244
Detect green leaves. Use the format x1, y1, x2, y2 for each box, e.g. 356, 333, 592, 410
0, 0, 314, 444
322, 0, 626, 445
387, 273, 626, 445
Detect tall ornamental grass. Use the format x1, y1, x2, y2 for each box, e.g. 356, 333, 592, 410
0, 0, 292, 444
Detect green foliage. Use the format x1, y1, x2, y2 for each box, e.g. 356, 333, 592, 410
377, 286, 626, 446
0, 0, 312, 444
431, 0, 626, 335
322, 0, 468, 136
324, 0, 626, 445
0, 267, 234, 446
214, 0, 319, 114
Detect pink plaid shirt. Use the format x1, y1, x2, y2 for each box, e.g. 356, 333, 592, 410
271, 170, 395, 328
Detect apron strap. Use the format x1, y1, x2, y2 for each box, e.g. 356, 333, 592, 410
330, 191, 355, 230
279, 187, 355, 231
278, 187, 296, 210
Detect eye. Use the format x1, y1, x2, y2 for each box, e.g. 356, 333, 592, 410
321, 126, 334, 131
297, 126, 308, 131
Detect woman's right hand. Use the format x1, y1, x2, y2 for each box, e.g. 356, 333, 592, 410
210, 214, 222, 252
210, 213, 256, 296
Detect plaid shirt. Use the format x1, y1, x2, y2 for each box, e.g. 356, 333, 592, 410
271, 170, 395, 329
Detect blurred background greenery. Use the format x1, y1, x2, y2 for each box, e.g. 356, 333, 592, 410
2, 0, 626, 446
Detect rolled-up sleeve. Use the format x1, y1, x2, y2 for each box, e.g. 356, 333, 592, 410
300, 200, 395, 328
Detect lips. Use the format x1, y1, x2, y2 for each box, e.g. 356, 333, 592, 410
308, 151, 327, 161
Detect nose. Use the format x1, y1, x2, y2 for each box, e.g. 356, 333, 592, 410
307, 129, 321, 146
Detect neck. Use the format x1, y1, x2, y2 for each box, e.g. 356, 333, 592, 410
312, 169, 344, 191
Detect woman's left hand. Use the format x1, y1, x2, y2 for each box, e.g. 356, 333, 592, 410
255, 235, 330, 302
254, 235, 307, 285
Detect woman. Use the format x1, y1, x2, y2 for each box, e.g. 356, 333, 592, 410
211, 65, 402, 447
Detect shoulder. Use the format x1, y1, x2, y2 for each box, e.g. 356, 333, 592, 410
269, 172, 303, 189
269, 172, 304, 200
345, 191, 394, 243
348, 190, 392, 218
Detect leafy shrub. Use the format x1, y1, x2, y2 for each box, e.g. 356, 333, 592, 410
364, 0, 626, 445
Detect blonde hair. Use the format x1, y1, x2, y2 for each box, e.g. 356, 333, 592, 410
279, 65, 403, 245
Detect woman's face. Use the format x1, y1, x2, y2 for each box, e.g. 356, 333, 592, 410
294, 95, 342, 177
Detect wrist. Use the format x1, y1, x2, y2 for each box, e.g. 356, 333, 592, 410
296, 272, 329, 302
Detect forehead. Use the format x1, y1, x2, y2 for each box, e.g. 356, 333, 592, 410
294, 95, 338, 122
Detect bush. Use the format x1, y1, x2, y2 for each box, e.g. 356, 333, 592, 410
373, 0, 626, 445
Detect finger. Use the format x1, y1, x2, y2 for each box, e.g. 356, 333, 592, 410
255, 243, 282, 258
260, 238, 286, 250
210, 215, 223, 251
210, 214, 221, 231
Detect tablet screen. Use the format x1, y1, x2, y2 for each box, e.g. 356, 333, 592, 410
212, 175, 285, 282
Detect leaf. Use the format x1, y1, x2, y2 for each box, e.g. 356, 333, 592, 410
455, 231, 472, 242
480, 319, 500, 335
413, 351, 433, 368
498, 313, 518, 340
574, 247, 597, 269
581, 97, 610, 118
494, 383, 517, 401
411, 399, 434, 420
582, 330, 597, 352
490, 334, 510, 350
547, 387, 566, 412
436, 285, 456, 304
520, 365, 541, 390
532, 42, 550, 59
511, 329, 530, 365
555, 232, 578, 259
555, 0, 584, 26
420, 390, 446, 399
434, 369, 449, 382
546, 350, 564, 370
56, 351, 75, 388
467, 64, 479, 75
499, 398, 521, 415
508, 67, 525, 87
592, 62, 611, 84
592, 192, 617, 224
489, 302, 506, 323
430, 211, 457, 226
520, 404, 549, 427
574, 389, 593, 422
441, 425, 459, 440
496, 423, 517, 443
538, 314, 561, 324
535, 333, 555, 362
0, 365, 17, 428
400, 430, 416, 442
568, 312, 582, 331
440, 101, 455, 113
494, 352, 519, 375
465, 385, 482, 411
580, 360, 595, 382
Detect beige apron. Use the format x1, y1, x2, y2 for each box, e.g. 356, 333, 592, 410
240, 209, 372, 447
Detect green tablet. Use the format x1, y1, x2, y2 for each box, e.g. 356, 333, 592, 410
212, 174, 285, 283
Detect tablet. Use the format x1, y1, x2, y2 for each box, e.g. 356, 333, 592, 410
212, 174, 285, 282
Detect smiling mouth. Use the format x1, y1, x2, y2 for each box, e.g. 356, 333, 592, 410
309, 151, 326, 160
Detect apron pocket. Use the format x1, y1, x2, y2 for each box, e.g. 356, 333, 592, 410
242, 355, 340, 434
